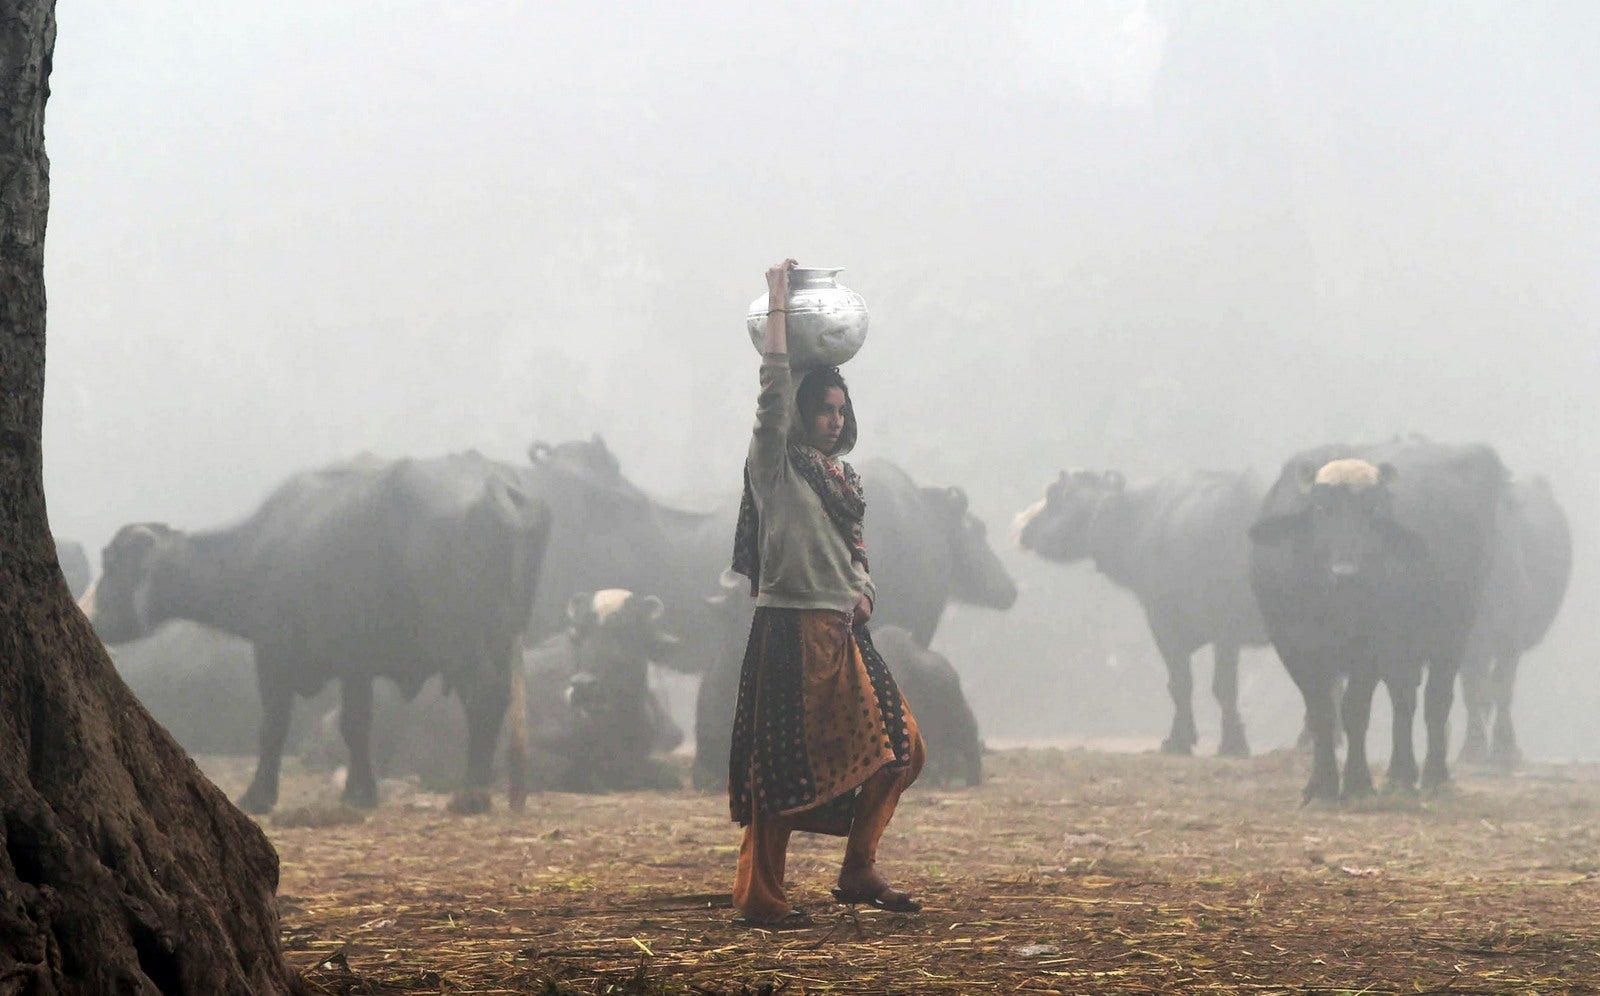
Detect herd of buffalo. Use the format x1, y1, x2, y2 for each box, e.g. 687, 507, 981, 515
58, 431, 1569, 812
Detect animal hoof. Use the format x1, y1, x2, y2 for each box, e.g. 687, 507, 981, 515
447, 788, 493, 815
237, 787, 276, 815
1217, 738, 1251, 759
1421, 776, 1454, 799
1340, 783, 1376, 803
341, 786, 379, 810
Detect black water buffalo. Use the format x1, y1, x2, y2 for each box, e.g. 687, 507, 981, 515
300, 588, 685, 792
859, 458, 1019, 644
91, 452, 550, 813
1249, 441, 1505, 803
690, 462, 1017, 789
1458, 476, 1571, 766
1014, 469, 1270, 756
871, 625, 984, 786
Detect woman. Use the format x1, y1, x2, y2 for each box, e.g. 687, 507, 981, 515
727, 258, 926, 927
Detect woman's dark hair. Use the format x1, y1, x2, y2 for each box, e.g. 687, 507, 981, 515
794, 366, 858, 455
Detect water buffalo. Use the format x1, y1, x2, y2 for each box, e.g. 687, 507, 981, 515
690, 461, 1018, 789
859, 458, 1019, 644
91, 452, 550, 813
871, 625, 984, 786
301, 588, 685, 792
1458, 476, 1571, 767
1249, 441, 1505, 803
1013, 469, 1270, 757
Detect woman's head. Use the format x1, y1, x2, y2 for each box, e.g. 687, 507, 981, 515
794, 366, 857, 455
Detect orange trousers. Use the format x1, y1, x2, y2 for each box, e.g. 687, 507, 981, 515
733, 727, 926, 922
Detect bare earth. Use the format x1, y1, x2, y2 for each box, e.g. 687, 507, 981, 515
204, 748, 1600, 994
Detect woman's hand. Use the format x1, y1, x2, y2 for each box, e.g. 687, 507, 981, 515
766, 258, 797, 310
852, 593, 873, 628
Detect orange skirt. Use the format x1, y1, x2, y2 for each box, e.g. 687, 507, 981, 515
729, 608, 918, 837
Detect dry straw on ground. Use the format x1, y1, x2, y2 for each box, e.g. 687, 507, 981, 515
201, 749, 1600, 994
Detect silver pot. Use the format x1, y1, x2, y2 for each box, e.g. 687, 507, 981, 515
746, 267, 869, 369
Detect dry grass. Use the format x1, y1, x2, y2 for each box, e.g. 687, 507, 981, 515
201, 749, 1600, 994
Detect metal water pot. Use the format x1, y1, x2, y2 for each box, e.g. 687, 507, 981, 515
746, 267, 869, 369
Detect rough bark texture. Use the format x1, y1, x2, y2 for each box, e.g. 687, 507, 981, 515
0, 3, 293, 991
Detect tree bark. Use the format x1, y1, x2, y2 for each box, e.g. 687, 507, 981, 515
0, 3, 293, 991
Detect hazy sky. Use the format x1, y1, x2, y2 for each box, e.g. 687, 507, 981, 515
40, 2, 1600, 755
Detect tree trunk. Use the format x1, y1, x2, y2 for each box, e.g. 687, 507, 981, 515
0, 3, 293, 991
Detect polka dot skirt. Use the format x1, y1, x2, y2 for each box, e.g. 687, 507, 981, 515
729, 608, 916, 837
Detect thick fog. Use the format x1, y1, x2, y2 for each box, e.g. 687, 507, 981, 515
42, 4, 1600, 757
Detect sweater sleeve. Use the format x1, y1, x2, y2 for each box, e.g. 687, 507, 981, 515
748, 354, 792, 481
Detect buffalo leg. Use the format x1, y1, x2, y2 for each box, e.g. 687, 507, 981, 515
1488, 652, 1523, 767
1420, 661, 1457, 793
1298, 674, 1346, 750
1288, 663, 1340, 804
1339, 671, 1378, 800
339, 675, 379, 808
239, 670, 294, 814
1384, 671, 1420, 794
1457, 654, 1492, 764
1154, 629, 1197, 755
461, 670, 511, 790
1213, 644, 1249, 758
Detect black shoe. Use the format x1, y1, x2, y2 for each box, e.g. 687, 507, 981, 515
831, 886, 922, 913
732, 909, 813, 930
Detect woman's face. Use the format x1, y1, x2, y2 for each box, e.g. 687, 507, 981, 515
805, 387, 848, 454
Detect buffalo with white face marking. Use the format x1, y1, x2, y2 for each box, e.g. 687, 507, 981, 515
300, 588, 685, 792
1013, 468, 1270, 757
528, 589, 684, 790
1249, 441, 1505, 803
91, 452, 551, 813
1457, 476, 1572, 767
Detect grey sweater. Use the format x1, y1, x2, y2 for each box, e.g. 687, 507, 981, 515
747, 355, 875, 613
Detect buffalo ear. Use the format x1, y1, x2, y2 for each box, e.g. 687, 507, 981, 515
1378, 462, 1400, 488
637, 594, 666, 621
945, 487, 969, 515
1249, 511, 1308, 544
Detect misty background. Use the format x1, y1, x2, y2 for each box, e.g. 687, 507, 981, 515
41, 3, 1600, 759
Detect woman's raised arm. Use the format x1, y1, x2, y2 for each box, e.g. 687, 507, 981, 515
761, 258, 796, 357
749, 258, 798, 474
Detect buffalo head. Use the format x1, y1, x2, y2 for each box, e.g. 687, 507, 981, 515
1012, 469, 1126, 562
91, 524, 180, 644
559, 589, 681, 751
1249, 458, 1423, 585
922, 485, 1018, 610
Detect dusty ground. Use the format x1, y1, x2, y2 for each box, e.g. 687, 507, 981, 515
204, 749, 1600, 994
